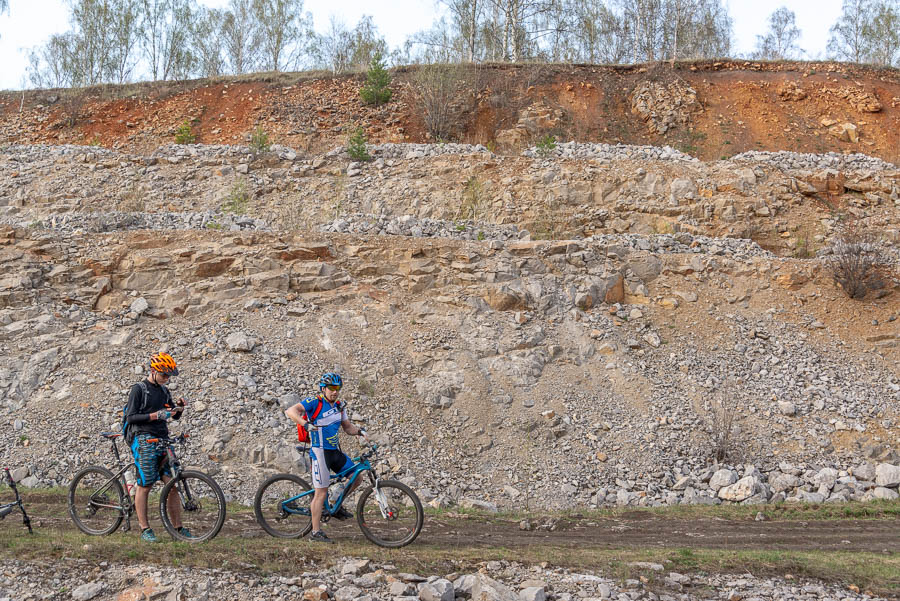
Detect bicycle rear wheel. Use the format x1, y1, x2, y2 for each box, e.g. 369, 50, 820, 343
159, 470, 226, 542
253, 473, 313, 538
356, 479, 423, 548
68, 466, 125, 536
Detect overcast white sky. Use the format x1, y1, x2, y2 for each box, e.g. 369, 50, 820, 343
0, 0, 843, 91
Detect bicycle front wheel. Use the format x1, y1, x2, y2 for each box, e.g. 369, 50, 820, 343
159, 470, 226, 542
68, 466, 125, 536
253, 473, 313, 538
356, 479, 423, 548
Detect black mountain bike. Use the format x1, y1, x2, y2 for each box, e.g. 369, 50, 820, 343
254, 444, 423, 548
0, 467, 33, 534
68, 432, 226, 542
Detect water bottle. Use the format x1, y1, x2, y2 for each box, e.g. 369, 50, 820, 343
124, 470, 136, 498
330, 482, 345, 505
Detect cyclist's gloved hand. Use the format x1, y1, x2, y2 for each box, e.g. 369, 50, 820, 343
173, 398, 186, 415
304, 421, 318, 432
156, 410, 172, 421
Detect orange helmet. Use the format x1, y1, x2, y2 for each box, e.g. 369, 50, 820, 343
149, 352, 179, 376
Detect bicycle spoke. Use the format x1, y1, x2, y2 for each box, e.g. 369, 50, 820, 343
254, 474, 313, 538
160, 471, 226, 542
68, 466, 125, 536
356, 480, 423, 548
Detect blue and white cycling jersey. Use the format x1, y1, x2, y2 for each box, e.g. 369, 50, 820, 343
300, 394, 347, 450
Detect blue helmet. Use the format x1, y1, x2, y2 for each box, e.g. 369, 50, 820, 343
318, 372, 343, 388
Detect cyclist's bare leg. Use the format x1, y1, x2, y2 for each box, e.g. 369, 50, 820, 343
311, 487, 327, 532
135, 484, 151, 530
161, 475, 182, 529
345, 476, 363, 498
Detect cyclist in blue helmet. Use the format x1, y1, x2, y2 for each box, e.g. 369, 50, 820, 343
285, 372, 369, 544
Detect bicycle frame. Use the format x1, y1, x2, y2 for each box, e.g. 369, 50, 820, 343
282, 452, 378, 518
0, 468, 33, 534
86, 434, 184, 530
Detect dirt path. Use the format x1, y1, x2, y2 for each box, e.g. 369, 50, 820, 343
19, 494, 900, 552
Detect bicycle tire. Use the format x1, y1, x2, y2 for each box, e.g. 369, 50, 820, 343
253, 473, 313, 538
68, 465, 125, 536
356, 479, 423, 548
159, 470, 226, 542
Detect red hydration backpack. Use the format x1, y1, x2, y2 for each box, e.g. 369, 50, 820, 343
297, 397, 342, 444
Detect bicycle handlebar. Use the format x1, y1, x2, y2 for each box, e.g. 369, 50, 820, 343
358, 443, 379, 462
146, 433, 190, 445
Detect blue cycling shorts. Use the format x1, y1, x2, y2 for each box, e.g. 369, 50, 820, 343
132, 433, 172, 487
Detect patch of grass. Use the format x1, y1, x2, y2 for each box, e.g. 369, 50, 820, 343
116, 183, 145, 213
223, 179, 250, 214
249, 126, 271, 154
1, 527, 897, 596
357, 378, 376, 397
457, 176, 488, 221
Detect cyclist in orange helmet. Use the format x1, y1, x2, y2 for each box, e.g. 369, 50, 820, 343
124, 352, 187, 542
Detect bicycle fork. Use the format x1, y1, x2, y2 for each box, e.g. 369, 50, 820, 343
371, 477, 394, 520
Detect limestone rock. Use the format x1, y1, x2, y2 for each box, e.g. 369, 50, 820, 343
471, 575, 519, 601
419, 579, 454, 601
875, 463, 900, 487
718, 476, 763, 502
709, 469, 737, 491
72, 582, 103, 601
225, 332, 255, 352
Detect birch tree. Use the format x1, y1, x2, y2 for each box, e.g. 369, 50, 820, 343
864, 0, 900, 65
252, 0, 311, 71
753, 6, 802, 60
828, 0, 874, 62
139, 0, 194, 81
222, 0, 261, 74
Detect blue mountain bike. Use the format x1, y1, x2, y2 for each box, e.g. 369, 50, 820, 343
253, 444, 423, 548
0, 467, 32, 534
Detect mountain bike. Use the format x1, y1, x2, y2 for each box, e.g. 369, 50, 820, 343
68, 432, 226, 542
253, 443, 423, 548
0, 467, 33, 534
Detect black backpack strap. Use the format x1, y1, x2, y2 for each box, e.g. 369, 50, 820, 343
137, 380, 149, 414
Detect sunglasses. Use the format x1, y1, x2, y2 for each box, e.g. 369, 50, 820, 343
156, 372, 172, 379
326, 385, 341, 391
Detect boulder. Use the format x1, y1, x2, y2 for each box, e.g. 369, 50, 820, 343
875, 463, 900, 488
419, 579, 454, 601
852, 462, 876, 482
718, 476, 763, 502
873, 487, 899, 500
770, 473, 799, 493
813, 468, 838, 490
519, 587, 546, 601
829, 122, 859, 143
225, 332, 255, 352
453, 575, 477, 598
72, 582, 103, 601
129, 297, 149, 315
471, 575, 519, 601
709, 469, 737, 491
335, 586, 362, 601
